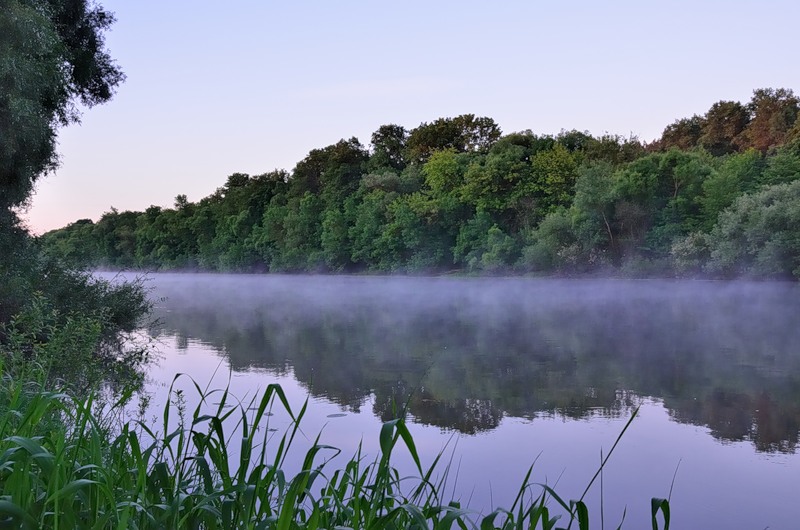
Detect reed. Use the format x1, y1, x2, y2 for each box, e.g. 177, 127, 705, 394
0, 374, 669, 529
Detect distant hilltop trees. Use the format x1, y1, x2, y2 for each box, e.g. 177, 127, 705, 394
42, 89, 800, 279
654, 88, 799, 155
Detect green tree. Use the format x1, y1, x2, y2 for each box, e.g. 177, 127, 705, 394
705, 181, 800, 278
518, 208, 578, 272
251, 194, 289, 270
189, 199, 221, 268
572, 161, 617, 259
406, 115, 500, 163
93, 208, 138, 267
381, 192, 458, 271
134, 205, 163, 268
289, 138, 368, 205
759, 139, 800, 186
39, 219, 99, 266
422, 149, 468, 196
0, 1, 153, 385
368, 124, 408, 171
523, 143, 580, 216
1, 0, 124, 209
454, 211, 517, 272
461, 136, 533, 222
701, 149, 764, 229
349, 188, 396, 270
281, 193, 324, 270
581, 134, 645, 165
321, 199, 356, 271
609, 150, 713, 256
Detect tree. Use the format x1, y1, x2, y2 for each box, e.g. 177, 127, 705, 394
657, 115, 704, 151
422, 149, 466, 196
289, 138, 368, 205
368, 124, 408, 171
699, 101, 750, 156
759, 139, 800, 186
556, 130, 594, 152
406, 115, 501, 163
525, 143, 580, 216
381, 193, 457, 271
280, 193, 324, 270
738, 88, 799, 153
454, 211, 517, 271
0, 3, 154, 383
609, 151, 713, 256
321, 197, 358, 271
461, 137, 534, 220
706, 181, 800, 278
1, 0, 124, 208
349, 188, 397, 270
581, 134, 645, 165
572, 161, 617, 258
701, 149, 764, 229
518, 208, 578, 272
39, 218, 99, 266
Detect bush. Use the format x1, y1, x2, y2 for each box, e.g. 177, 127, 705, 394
518, 209, 579, 272
1, 214, 152, 392
705, 180, 800, 278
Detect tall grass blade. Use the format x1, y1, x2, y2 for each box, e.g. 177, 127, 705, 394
651, 498, 670, 530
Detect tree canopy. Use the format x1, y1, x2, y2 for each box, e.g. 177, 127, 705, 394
41, 89, 800, 279
1, 0, 123, 208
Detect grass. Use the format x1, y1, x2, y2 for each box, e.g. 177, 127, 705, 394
0, 373, 670, 529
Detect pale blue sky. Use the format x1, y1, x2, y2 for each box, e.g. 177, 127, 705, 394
23, 0, 800, 233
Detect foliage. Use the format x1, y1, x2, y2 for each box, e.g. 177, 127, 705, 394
454, 211, 518, 272
406, 114, 501, 163
700, 149, 764, 230
655, 88, 800, 155
39, 88, 800, 280
0, 0, 124, 208
704, 180, 800, 278
0, 0, 151, 393
518, 208, 579, 273
0, 242, 152, 391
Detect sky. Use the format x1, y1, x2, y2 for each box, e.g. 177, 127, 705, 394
21, 0, 800, 234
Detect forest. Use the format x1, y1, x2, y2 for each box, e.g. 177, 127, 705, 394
42, 89, 800, 278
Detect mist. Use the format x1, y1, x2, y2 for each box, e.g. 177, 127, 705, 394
120, 273, 800, 450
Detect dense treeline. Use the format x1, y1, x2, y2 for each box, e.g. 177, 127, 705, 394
43, 88, 800, 278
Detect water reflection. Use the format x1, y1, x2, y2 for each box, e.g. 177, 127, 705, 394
147, 274, 800, 452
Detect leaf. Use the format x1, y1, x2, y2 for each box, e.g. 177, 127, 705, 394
651, 498, 670, 530
45, 479, 98, 504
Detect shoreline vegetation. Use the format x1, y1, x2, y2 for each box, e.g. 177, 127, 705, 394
42, 90, 800, 281
0, 372, 670, 530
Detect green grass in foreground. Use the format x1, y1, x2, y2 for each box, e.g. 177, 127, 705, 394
0, 374, 670, 529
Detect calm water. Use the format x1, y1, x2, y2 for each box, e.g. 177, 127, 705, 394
134, 273, 800, 529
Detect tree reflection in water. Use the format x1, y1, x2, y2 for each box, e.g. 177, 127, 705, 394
147, 275, 800, 452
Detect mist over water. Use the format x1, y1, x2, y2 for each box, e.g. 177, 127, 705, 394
128, 273, 800, 528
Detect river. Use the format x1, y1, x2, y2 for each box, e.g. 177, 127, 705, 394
130, 273, 800, 529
